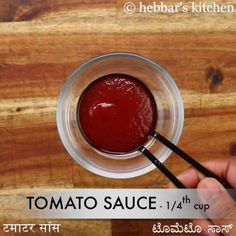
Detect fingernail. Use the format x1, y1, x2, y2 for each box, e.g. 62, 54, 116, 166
197, 178, 222, 203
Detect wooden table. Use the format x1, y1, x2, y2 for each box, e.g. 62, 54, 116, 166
0, 0, 236, 235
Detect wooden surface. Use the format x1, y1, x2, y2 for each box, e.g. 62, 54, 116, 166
0, 0, 236, 235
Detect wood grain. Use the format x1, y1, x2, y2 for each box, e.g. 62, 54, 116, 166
0, 0, 236, 235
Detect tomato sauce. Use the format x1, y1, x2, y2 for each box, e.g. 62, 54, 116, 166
77, 74, 157, 153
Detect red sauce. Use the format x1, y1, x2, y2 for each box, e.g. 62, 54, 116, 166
77, 74, 157, 154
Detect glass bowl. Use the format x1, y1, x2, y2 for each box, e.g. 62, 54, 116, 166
56, 52, 184, 179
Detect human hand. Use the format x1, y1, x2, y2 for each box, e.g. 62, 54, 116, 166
176, 158, 236, 236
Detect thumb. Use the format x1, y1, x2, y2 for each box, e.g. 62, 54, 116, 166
197, 178, 236, 234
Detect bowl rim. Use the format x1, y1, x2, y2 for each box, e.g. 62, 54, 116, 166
56, 52, 184, 179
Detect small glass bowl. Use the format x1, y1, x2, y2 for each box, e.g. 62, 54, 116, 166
56, 52, 184, 179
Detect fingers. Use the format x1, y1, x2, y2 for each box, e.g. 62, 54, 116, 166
175, 158, 236, 189
176, 167, 202, 188
167, 166, 201, 188
168, 158, 236, 235
197, 178, 236, 236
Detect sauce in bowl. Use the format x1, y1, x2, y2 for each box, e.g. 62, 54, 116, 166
77, 74, 157, 154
